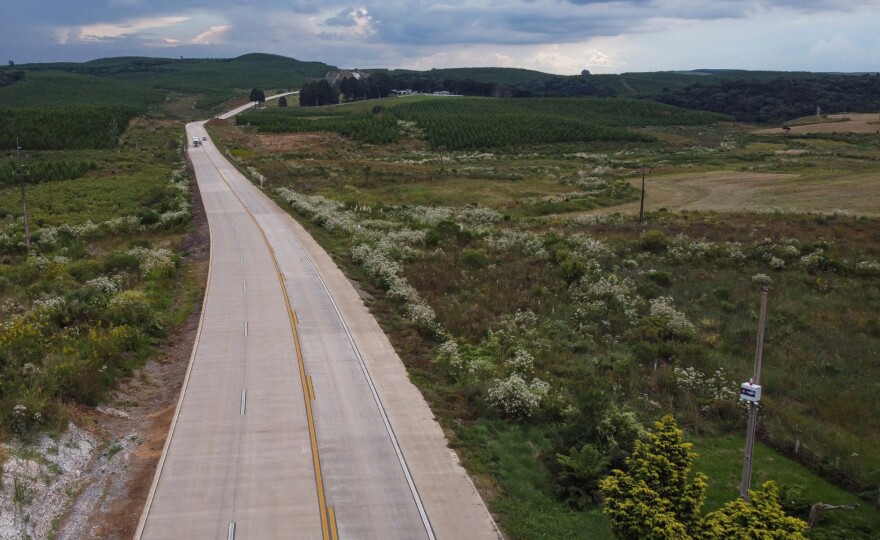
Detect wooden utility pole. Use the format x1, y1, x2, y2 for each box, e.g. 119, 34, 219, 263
741, 286, 769, 501
639, 166, 647, 224
15, 138, 31, 252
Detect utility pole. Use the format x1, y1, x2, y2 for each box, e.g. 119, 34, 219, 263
15, 138, 31, 252
639, 165, 647, 224
740, 286, 769, 501
109, 117, 119, 175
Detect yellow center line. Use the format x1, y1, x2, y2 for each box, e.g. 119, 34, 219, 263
329, 506, 339, 539
204, 149, 335, 540
308, 375, 316, 401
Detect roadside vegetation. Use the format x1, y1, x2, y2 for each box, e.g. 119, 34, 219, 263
212, 100, 880, 538
0, 116, 193, 443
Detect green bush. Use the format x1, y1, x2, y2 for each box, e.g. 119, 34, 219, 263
648, 270, 672, 286
640, 229, 669, 253
461, 249, 489, 268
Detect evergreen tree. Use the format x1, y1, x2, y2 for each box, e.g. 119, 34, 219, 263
600, 415, 708, 539
700, 482, 808, 540
601, 415, 809, 540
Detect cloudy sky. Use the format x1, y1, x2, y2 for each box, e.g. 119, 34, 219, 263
4, 1, 879, 74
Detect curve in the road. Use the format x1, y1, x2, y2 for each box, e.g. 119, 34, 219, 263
137, 100, 499, 539
205, 141, 435, 539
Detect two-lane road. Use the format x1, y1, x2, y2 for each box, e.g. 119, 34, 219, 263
136, 117, 498, 539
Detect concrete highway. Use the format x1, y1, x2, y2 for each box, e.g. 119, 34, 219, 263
136, 111, 498, 539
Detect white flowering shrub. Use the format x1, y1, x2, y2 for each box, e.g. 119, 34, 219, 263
674, 366, 737, 402
404, 300, 440, 333
666, 234, 722, 262
496, 309, 540, 348
769, 256, 786, 271
573, 274, 641, 328
752, 273, 772, 285
32, 296, 65, 317
505, 349, 535, 376
571, 233, 612, 260
126, 247, 176, 278
351, 243, 440, 334
799, 249, 826, 270
85, 276, 121, 294
856, 260, 880, 277
435, 339, 464, 373
401, 205, 454, 226
107, 290, 154, 326
456, 206, 502, 225
487, 373, 549, 419
724, 242, 747, 263
648, 296, 695, 339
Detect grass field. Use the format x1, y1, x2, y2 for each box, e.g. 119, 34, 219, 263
584, 169, 880, 217
212, 98, 880, 538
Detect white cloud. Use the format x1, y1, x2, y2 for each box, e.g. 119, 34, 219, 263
77, 16, 189, 42
192, 25, 231, 44
350, 7, 376, 37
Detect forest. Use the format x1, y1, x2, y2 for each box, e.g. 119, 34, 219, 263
655, 74, 880, 123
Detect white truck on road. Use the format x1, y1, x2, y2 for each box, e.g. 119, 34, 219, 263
192, 136, 201, 148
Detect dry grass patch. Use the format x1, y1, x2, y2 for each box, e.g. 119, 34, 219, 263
755, 113, 880, 135
581, 170, 880, 217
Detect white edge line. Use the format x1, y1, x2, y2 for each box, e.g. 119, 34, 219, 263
134, 122, 215, 539
221, 161, 436, 539
296, 232, 437, 540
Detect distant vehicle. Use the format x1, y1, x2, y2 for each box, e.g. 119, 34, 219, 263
202, 136, 207, 141
192, 136, 201, 147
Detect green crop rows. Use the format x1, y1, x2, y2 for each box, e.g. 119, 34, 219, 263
238, 96, 728, 150
237, 110, 400, 144
0, 106, 137, 150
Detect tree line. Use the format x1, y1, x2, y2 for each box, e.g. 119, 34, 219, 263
655, 73, 880, 124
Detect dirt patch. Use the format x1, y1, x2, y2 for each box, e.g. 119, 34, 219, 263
754, 113, 880, 135
54, 158, 210, 540
257, 131, 349, 153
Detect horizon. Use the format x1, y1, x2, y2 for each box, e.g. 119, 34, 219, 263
3, 2, 879, 75
5, 51, 875, 78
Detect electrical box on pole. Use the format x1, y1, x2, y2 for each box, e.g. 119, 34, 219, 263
739, 382, 762, 402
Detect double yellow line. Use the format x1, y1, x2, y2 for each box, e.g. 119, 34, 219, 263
206, 149, 338, 540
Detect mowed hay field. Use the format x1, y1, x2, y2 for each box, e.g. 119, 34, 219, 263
590, 169, 880, 216
755, 113, 880, 135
